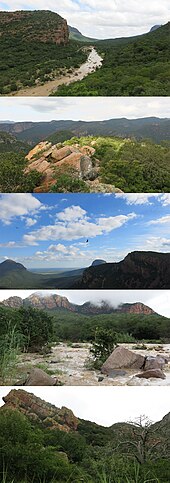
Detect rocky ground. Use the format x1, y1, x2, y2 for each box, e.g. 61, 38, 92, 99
8, 342, 170, 387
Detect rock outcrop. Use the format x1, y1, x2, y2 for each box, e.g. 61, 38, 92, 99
74, 251, 170, 289
2, 389, 79, 432
25, 141, 122, 193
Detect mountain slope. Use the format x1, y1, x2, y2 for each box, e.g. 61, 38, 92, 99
0, 117, 169, 145
69, 25, 97, 42
1, 292, 156, 316
0, 252, 170, 289
0, 131, 29, 154
73, 251, 170, 289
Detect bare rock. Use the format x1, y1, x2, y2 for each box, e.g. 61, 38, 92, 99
51, 146, 72, 161
24, 368, 57, 386
144, 356, 165, 371
101, 346, 145, 374
26, 141, 52, 161
135, 369, 166, 379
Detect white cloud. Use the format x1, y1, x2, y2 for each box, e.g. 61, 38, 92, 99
115, 194, 156, 205
25, 218, 38, 227
57, 205, 87, 222
23, 208, 136, 244
149, 215, 170, 225
159, 194, 170, 206
1, 0, 169, 38
0, 194, 42, 224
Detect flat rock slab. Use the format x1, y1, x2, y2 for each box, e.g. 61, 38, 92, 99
135, 369, 166, 379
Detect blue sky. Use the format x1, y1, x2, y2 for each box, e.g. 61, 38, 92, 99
0, 193, 170, 269
0, 0, 169, 39
1, 97, 170, 122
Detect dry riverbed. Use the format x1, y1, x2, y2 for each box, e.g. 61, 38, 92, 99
13, 342, 170, 386
9, 47, 103, 97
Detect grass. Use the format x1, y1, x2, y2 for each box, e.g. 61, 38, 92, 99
0, 324, 22, 384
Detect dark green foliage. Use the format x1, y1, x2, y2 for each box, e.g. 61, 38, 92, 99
51, 173, 90, 193
0, 406, 170, 482
94, 137, 170, 192
0, 305, 53, 351
55, 22, 170, 96
90, 327, 117, 366
0, 152, 43, 192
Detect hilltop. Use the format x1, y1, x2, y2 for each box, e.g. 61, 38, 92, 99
0, 388, 170, 482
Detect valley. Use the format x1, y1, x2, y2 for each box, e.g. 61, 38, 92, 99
0, 10, 169, 96
9, 48, 103, 97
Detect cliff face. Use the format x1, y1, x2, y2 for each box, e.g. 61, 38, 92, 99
0, 10, 69, 45
2, 390, 78, 432
1, 292, 156, 315
74, 251, 170, 289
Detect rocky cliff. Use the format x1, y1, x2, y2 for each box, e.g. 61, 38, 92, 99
25, 140, 122, 194
73, 251, 170, 289
2, 389, 78, 432
1, 292, 156, 316
0, 10, 69, 45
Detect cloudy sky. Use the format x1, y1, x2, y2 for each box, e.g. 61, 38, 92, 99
0, 192, 170, 270
0, 97, 170, 122
0, 386, 170, 425
0, 0, 169, 38
0, 289, 170, 317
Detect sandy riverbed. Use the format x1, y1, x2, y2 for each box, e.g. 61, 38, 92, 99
8, 48, 103, 97
15, 342, 170, 387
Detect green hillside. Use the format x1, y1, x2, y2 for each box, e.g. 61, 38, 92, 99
54, 22, 170, 96
0, 131, 29, 154
0, 10, 87, 94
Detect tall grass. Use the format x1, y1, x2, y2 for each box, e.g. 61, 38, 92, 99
0, 323, 22, 384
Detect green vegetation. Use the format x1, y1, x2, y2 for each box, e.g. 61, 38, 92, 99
64, 135, 170, 192
0, 405, 170, 483
0, 152, 43, 192
0, 11, 87, 94
0, 131, 29, 154
54, 23, 170, 96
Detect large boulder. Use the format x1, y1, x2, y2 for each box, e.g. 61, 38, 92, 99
24, 368, 57, 386
101, 346, 145, 374
135, 369, 166, 379
51, 146, 72, 161
144, 356, 165, 371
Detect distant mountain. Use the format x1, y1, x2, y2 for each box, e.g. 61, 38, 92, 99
1, 292, 156, 316
0, 252, 170, 289
0, 117, 169, 146
73, 251, 170, 289
150, 25, 161, 32
69, 25, 97, 42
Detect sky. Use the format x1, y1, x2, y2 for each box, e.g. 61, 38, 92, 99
0, 289, 170, 317
0, 0, 169, 39
0, 386, 170, 426
0, 97, 170, 122
0, 192, 170, 270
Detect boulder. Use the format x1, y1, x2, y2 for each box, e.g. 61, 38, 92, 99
51, 146, 72, 161
135, 369, 166, 379
101, 346, 145, 374
24, 368, 57, 386
80, 155, 93, 177
144, 356, 165, 371
54, 152, 82, 170
80, 146, 96, 156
